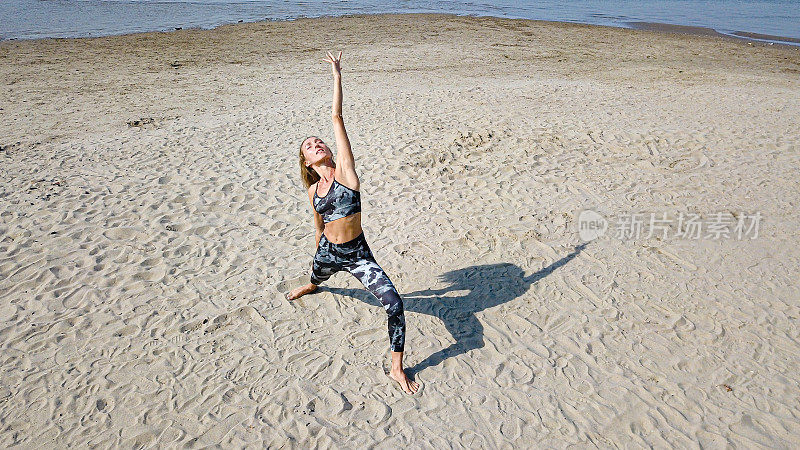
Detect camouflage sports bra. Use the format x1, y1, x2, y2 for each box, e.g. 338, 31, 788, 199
313, 176, 361, 223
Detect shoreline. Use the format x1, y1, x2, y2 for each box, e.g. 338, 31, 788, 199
627, 20, 800, 47
2, 11, 800, 49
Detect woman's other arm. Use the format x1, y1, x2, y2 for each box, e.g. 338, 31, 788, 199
308, 186, 325, 249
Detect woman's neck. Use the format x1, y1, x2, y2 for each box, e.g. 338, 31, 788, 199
316, 163, 336, 183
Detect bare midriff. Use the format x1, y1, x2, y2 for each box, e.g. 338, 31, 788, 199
323, 212, 362, 244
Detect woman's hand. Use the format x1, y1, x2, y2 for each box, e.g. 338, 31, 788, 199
326, 50, 344, 117
324, 50, 342, 78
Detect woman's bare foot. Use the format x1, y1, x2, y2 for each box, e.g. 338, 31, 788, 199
388, 367, 419, 394
286, 283, 317, 300
388, 350, 419, 394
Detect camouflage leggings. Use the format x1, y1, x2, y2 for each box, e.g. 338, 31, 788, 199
311, 232, 405, 353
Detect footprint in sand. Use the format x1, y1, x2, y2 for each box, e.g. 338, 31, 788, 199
103, 227, 140, 240
276, 275, 311, 299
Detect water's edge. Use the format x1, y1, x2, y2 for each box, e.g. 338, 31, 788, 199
2, 11, 799, 48
626, 21, 800, 47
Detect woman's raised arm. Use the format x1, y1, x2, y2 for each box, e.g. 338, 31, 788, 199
324, 51, 358, 185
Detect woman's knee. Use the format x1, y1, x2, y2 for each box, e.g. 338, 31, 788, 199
310, 272, 327, 285
311, 260, 335, 285
370, 282, 404, 317
381, 288, 403, 313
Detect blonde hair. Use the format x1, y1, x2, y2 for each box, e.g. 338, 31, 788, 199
299, 135, 321, 189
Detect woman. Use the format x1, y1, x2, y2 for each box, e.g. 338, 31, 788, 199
286, 51, 419, 395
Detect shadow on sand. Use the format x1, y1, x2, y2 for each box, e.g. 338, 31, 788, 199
324, 241, 588, 376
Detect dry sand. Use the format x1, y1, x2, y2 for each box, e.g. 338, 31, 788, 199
1, 13, 799, 447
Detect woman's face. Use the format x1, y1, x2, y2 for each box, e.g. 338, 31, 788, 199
302, 136, 332, 167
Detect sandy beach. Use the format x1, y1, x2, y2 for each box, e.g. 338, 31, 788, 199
1, 13, 799, 447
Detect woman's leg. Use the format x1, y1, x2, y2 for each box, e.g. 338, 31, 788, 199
346, 256, 418, 393
346, 257, 406, 352
310, 256, 338, 286
287, 235, 338, 300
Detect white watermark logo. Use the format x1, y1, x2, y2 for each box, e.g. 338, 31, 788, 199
578, 209, 608, 241
578, 210, 761, 242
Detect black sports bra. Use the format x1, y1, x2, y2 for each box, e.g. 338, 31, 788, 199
313, 176, 361, 223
